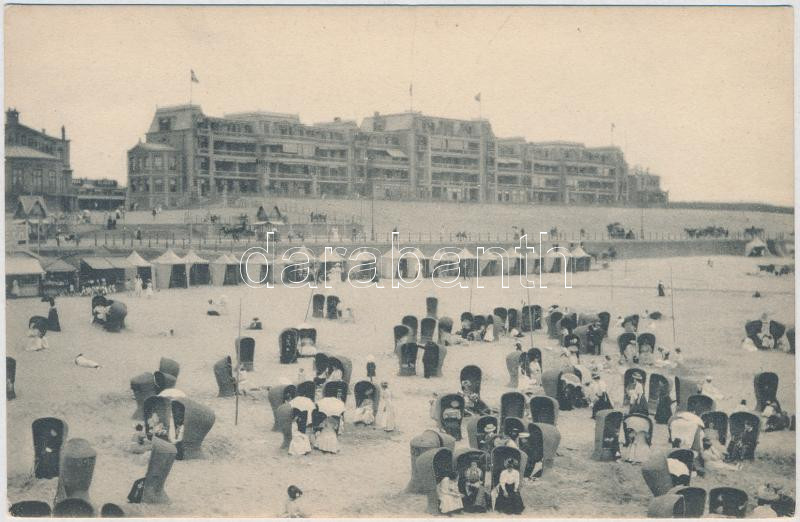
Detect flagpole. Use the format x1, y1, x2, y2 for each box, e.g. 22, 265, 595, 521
190, 75, 193, 106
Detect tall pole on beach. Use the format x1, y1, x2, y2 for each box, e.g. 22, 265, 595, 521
669, 264, 677, 346
526, 284, 534, 348
235, 298, 242, 426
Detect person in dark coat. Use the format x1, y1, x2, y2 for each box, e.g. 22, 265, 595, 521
47, 297, 61, 332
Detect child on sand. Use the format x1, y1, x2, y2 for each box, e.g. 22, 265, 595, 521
283, 485, 308, 518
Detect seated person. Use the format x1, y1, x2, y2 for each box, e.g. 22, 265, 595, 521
623, 340, 638, 364
437, 473, 463, 515
761, 400, 791, 432
701, 435, 740, 472
462, 461, 489, 512
93, 304, 110, 324
441, 400, 463, 438
638, 343, 654, 365
666, 455, 691, 485
207, 299, 220, 316
351, 389, 376, 426
24, 325, 49, 352
726, 419, 758, 462
247, 317, 262, 330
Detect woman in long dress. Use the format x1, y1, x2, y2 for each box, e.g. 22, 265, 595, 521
437, 473, 463, 515
315, 415, 340, 454
376, 381, 396, 432
289, 416, 312, 456
494, 459, 524, 514
47, 298, 61, 332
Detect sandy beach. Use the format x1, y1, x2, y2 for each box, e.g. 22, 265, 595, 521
6, 255, 795, 517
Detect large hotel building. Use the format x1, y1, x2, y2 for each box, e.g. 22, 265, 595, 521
127, 105, 667, 210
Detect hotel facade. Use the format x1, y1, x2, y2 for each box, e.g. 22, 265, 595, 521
127, 105, 667, 210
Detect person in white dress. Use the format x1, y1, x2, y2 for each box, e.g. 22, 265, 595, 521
134, 276, 143, 297
376, 381, 396, 431
351, 388, 376, 426
24, 326, 49, 352
314, 415, 340, 454
288, 416, 312, 456
145, 280, 154, 298
437, 473, 463, 514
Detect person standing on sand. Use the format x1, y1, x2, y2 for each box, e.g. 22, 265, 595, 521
376, 381, 396, 431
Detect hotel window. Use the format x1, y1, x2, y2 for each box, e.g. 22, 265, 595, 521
154, 155, 163, 168
33, 170, 43, 190
169, 178, 178, 193
12, 168, 23, 187
154, 178, 165, 193
169, 156, 177, 170
145, 155, 152, 169
49, 171, 56, 191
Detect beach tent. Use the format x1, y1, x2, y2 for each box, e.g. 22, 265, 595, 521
430, 249, 461, 279
478, 248, 516, 277
349, 250, 379, 281
183, 250, 210, 285
569, 245, 592, 272
745, 237, 768, 257
107, 257, 137, 283
380, 247, 427, 280
211, 253, 240, 286
6, 252, 45, 297
458, 248, 479, 278
152, 249, 188, 289
319, 247, 347, 281
280, 246, 316, 284
543, 247, 570, 274
126, 251, 153, 283
240, 250, 271, 285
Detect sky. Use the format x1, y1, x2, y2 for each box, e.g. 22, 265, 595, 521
4, 6, 794, 205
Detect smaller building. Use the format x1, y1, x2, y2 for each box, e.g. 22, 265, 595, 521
127, 141, 184, 210
72, 177, 127, 210
628, 167, 669, 206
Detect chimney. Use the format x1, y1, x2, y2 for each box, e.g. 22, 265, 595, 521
373, 111, 380, 118
6, 108, 19, 125
61, 126, 66, 141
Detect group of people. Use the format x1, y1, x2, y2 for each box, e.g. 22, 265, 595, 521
438, 457, 524, 515
125, 275, 154, 298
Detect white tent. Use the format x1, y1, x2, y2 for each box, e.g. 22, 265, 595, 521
431, 250, 461, 278
349, 250, 379, 281
477, 248, 517, 276
569, 245, 592, 272
279, 246, 316, 284
745, 237, 768, 257
127, 251, 154, 287
152, 249, 188, 289
380, 247, 427, 279
211, 253, 240, 286
183, 250, 211, 285
241, 250, 271, 285
543, 248, 570, 273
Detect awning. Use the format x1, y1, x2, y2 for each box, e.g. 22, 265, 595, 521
6, 256, 45, 276
82, 257, 115, 270
45, 259, 77, 273
107, 257, 135, 270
